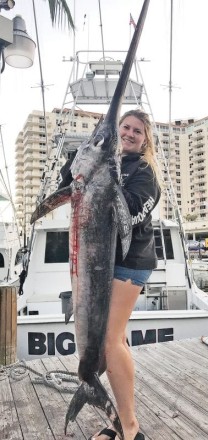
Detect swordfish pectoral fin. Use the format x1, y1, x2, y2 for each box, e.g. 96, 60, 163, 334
30, 185, 72, 224
114, 185, 132, 260
65, 374, 124, 439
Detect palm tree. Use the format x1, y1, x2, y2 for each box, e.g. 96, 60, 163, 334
46, 0, 74, 30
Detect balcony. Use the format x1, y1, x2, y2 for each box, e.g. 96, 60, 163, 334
24, 144, 41, 155
23, 161, 33, 171
15, 159, 23, 167
192, 160, 204, 169
193, 151, 204, 159
15, 196, 23, 205
192, 130, 204, 140
22, 135, 36, 146
15, 172, 23, 182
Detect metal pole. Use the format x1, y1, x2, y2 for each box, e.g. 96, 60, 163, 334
167, 0, 173, 218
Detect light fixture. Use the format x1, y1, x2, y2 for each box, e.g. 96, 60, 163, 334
4, 15, 36, 68
0, 0, 15, 11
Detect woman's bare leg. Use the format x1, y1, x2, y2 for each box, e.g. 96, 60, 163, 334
106, 279, 143, 440
91, 279, 143, 440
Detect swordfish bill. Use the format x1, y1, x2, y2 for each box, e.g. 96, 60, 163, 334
104, 0, 150, 128
30, 1, 150, 438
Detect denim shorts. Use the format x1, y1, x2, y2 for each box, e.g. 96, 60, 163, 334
114, 265, 152, 287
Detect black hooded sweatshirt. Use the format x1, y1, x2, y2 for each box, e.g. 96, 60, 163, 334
115, 153, 161, 270
58, 152, 161, 270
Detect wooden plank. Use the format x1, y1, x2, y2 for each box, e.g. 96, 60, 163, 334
9, 366, 55, 440
165, 338, 208, 367
157, 338, 208, 367
179, 337, 208, 353
137, 379, 208, 440
142, 340, 208, 387
132, 346, 208, 436
0, 375, 23, 440
27, 356, 83, 439
133, 355, 208, 440
133, 344, 208, 409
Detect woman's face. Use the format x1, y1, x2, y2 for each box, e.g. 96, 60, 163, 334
119, 115, 146, 154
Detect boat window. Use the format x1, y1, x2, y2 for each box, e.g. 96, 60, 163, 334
0, 253, 4, 267
154, 228, 174, 259
45, 231, 69, 263
15, 249, 23, 266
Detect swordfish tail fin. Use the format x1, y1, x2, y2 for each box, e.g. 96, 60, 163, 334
30, 185, 72, 224
65, 374, 124, 439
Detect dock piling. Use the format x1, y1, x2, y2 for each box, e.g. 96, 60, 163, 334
0, 286, 17, 365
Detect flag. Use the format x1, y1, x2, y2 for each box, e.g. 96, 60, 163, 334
129, 13, 136, 29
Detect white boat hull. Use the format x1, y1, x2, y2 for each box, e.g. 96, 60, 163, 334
17, 309, 208, 360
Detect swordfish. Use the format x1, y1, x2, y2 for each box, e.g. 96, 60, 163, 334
31, 0, 150, 437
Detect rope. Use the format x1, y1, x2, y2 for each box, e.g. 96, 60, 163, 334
0, 360, 79, 393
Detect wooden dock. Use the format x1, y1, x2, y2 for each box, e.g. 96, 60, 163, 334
1, 337, 208, 439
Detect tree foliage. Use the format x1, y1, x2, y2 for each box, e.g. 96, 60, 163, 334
183, 213, 198, 222
46, 0, 74, 30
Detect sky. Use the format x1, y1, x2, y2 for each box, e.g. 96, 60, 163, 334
1, 0, 208, 219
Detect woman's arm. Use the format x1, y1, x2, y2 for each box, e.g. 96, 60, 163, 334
122, 164, 161, 224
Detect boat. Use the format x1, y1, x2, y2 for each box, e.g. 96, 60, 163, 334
14, 2, 208, 360
0, 219, 23, 287
16, 202, 208, 360
190, 258, 208, 272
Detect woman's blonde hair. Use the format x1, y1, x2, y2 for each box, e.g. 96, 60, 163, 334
119, 109, 159, 177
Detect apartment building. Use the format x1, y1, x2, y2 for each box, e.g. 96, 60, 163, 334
15, 108, 102, 238
15, 110, 208, 241
156, 117, 208, 240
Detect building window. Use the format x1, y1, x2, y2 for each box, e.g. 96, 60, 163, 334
82, 123, 88, 128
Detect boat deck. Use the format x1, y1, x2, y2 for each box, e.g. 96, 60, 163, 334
1, 337, 208, 439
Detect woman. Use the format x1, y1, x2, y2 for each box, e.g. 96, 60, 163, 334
90, 109, 161, 440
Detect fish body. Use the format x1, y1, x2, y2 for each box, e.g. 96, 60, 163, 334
31, 1, 150, 437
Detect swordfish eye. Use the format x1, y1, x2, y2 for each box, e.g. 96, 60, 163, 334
93, 134, 104, 147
